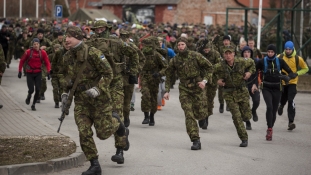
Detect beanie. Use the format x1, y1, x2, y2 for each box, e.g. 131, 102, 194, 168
241, 46, 253, 58
284, 41, 294, 50
32, 38, 40, 44
223, 35, 231, 41
36, 28, 44, 34
266, 44, 277, 53
177, 37, 188, 45
65, 26, 84, 40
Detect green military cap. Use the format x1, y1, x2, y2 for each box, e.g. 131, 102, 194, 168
91, 20, 108, 30
204, 42, 212, 49
176, 37, 188, 45
223, 45, 235, 53
66, 26, 84, 40
142, 38, 153, 46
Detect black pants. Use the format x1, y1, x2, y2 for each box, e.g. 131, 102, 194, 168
26, 72, 42, 105
262, 88, 282, 128
280, 84, 297, 123
248, 90, 260, 114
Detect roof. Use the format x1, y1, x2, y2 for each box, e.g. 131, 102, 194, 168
68, 8, 121, 22
100, 0, 181, 5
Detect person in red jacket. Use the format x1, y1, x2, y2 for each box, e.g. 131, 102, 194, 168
18, 38, 50, 111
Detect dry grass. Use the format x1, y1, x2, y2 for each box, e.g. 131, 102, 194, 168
0, 136, 76, 166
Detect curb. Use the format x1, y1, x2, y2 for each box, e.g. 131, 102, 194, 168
0, 152, 86, 175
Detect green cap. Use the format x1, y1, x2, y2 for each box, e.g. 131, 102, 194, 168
223, 46, 235, 53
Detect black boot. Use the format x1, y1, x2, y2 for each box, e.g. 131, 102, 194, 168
142, 112, 149, 124
124, 117, 130, 127
40, 94, 45, 100
226, 104, 230, 111
278, 105, 283, 116
219, 104, 224, 113
112, 112, 125, 137
201, 117, 208, 130
239, 140, 248, 147
25, 94, 31, 105
82, 159, 102, 175
245, 121, 252, 130
55, 102, 59, 108
198, 119, 204, 128
252, 110, 258, 122
123, 128, 130, 151
0, 104, 3, 109
191, 139, 201, 150
111, 148, 124, 164
149, 113, 155, 126
31, 104, 36, 111
36, 99, 40, 103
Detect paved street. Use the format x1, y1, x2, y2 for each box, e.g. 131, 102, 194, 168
1, 60, 311, 175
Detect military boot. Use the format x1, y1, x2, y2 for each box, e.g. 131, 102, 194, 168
31, 104, 36, 111
149, 113, 155, 126
111, 148, 124, 164
36, 99, 40, 103
219, 104, 224, 113
55, 102, 59, 108
25, 94, 31, 105
198, 120, 204, 128
82, 159, 102, 175
226, 104, 230, 111
124, 117, 130, 127
124, 128, 130, 151
40, 93, 45, 100
191, 139, 201, 150
142, 112, 149, 124
112, 112, 125, 137
239, 140, 248, 147
245, 121, 252, 130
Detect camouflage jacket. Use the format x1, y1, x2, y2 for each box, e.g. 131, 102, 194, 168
128, 42, 145, 73
0, 45, 6, 73
141, 49, 167, 78
52, 48, 68, 75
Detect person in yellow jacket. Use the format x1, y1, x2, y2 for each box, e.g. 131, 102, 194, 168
277, 41, 309, 130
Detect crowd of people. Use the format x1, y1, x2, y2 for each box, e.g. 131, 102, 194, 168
0, 17, 309, 175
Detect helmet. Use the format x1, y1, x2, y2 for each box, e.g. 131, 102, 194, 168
92, 20, 108, 29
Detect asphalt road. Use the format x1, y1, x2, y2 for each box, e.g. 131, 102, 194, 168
2, 60, 311, 175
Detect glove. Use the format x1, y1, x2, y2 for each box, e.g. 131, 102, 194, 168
85, 87, 101, 98
50, 70, 53, 75
288, 72, 298, 79
129, 75, 138, 84
18, 72, 22, 79
47, 73, 51, 80
61, 93, 69, 114
279, 75, 290, 85
152, 72, 160, 78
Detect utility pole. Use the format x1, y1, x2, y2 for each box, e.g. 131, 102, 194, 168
19, 0, 22, 18
3, 0, 6, 18
250, 0, 253, 24
64, 0, 71, 16
36, 0, 39, 19
257, 0, 263, 50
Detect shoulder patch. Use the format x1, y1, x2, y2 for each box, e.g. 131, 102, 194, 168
100, 55, 105, 60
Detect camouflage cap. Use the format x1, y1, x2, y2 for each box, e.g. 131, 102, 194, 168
223, 45, 235, 53
66, 26, 84, 40
142, 38, 154, 46
204, 42, 212, 49
176, 37, 188, 45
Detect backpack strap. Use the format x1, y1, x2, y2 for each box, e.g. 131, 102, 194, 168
295, 55, 299, 71
264, 57, 280, 73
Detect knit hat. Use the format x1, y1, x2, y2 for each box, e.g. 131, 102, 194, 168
223, 35, 231, 41
266, 44, 277, 53
177, 37, 188, 45
284, 41, 294, 50
241, 46, 253, 58
66, 26, 84, 40
32, 38, 40, 44
36, 28, 44, 34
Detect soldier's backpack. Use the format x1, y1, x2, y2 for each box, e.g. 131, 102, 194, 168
263, 56, 280, 74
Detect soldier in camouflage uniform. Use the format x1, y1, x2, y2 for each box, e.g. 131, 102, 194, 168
120, 30, 145, 127
247, 37, 263, 59
50, 44, 63, 108
7, 24, 16, 64
16, 29, 31, 75
0, 44, 6, 86
51, 31, 64, 47
35, 28, 53, 102
213, 46, 255, 147
61, 26, 129, 175
140, 37, 168, 126
164, 37, 213, 150
198, 42, 221, 129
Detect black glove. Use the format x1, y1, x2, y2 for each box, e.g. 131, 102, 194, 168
18, 72, 22, 79
152, 72, 160, 78
47, 73, 51, 80
129, 75, 138, 84
279, 75, 290, 85
50, 70, 53, 75
288, 72, 298, 79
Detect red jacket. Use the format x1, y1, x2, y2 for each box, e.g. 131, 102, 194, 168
19, 49, 51, 74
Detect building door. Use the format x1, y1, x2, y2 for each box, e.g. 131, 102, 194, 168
204, 16, 213, 25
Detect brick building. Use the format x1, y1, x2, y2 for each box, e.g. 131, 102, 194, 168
100, 0, 266, 26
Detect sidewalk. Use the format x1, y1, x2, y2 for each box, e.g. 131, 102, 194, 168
0, 86, 85, 175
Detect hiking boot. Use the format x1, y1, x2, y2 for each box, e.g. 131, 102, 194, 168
226, 104, 230, 111
219, 104, 224, 113
82, 159, 101, 175
239, 140, 248, 147
124, 117, 130, 127
111, 148, 124, 164
142, 112, 149, 124
54, 102, 59, 108
112, 112, 125, 137
245, 121, 252, 130
31, 105, 36, 111
25, 94, 31, 105
191, 139, 201, 150
149, 113, 155, 126
123, 128, 130, 151
278, 105, 283, 116
40, 94, 45, 100
288, 122, 296, 131
266, 128, 273, 141
252, 111, 258, 122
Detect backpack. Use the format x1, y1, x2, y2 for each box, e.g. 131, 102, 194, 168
263, 56, 280, 74
278, 53, 300, 72
26, 48, 43, 71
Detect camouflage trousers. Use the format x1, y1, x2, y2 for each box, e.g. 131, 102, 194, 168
141, 74, 160, 114
74, 93, 126, 161
110, 74, 124, 121
6, 46, 14, 65
218, 86, 224, 104
123, 75, 134, 121
179, 85, 208, 142
39, 69, 47, 97
223, 87, 252, 141
206, 84, 218, 117
51, 74, 63, 103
